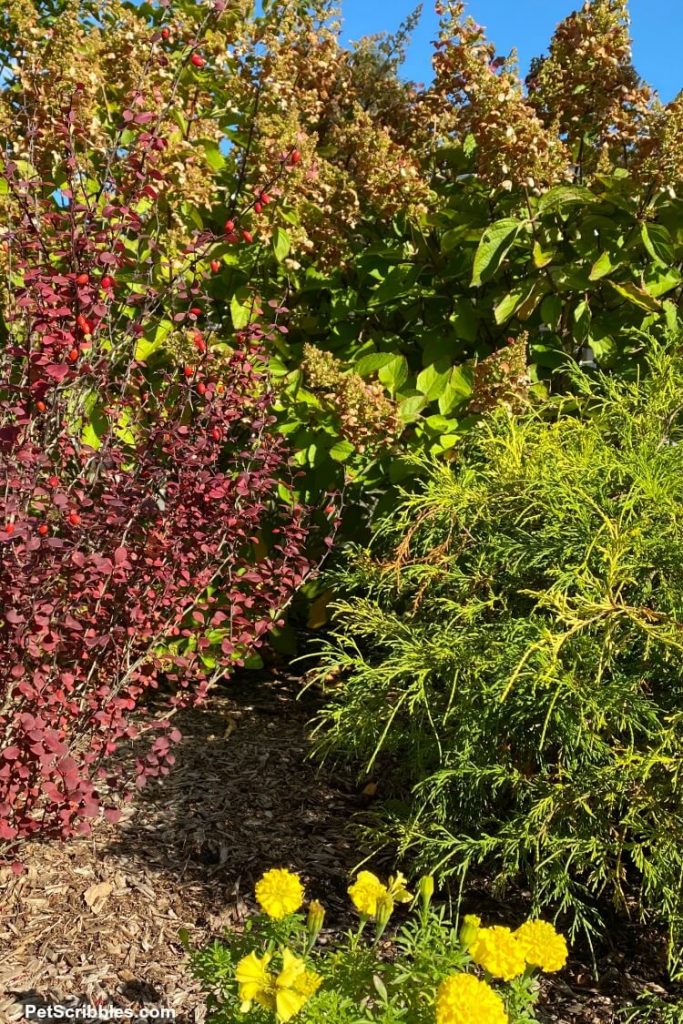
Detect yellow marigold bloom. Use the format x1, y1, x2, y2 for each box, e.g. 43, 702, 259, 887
435, 973, 508, 1024
347, 870, 388, 917
514, 920, 568, 973
470, 926, 526, 981
255, 868, 305, 920
274, 949, 322, 1022
235, 951, 274, 1013
347, 870, 412, 918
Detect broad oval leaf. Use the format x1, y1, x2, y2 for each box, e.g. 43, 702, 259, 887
471, 219, 522, 287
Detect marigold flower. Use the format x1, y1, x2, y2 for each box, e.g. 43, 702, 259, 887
235, 950, 274, 1013
514, 920, 568, 973
469, 925, 526, 981
347, 870, 389, 917
274, 949, 322, 1022
347, 869, 413, 918
435, 973, 508, 1024
255, 868, 305, 920
350, 872, 387, 921
235, 948, 321, 1021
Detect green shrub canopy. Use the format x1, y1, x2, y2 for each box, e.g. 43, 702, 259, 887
313, 343, 683, 962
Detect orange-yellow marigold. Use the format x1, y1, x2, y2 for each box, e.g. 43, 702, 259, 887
514, 920, 568, 973
435, 973, 508, 1024
469, 925, 526, 981
347, 870, 388, 917
255, 868, 305, 920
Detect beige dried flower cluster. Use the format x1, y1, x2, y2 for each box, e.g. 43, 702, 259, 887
0, 0, 240, 214
636, 94, 683, 189
302, 343, 401, 452
428, 1, 569, 191
246, 1, 433, 266
469, 334, 531, 415
526, 0, 653, 176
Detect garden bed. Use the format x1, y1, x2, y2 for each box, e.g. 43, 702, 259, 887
0, 673, 680, 1023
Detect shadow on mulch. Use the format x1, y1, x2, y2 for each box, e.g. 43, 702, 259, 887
0, 669, 365, 1022
104, 669, 364, 918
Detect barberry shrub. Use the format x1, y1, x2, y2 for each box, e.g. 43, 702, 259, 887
0, 19, 317, 851
310, 340, 683, 968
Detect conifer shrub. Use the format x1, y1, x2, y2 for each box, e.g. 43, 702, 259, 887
311, 343, 683, 963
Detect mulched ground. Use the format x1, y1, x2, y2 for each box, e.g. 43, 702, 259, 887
0, 672, 681, 1023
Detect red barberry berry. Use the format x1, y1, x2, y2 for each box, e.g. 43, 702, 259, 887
224, 219, 235, 234
261, 193, 272, 205
210, 260, 220, 273
4, 523, 14, 535
191, 53, 205, 68
67, 348, 79, 362
76, 273, 89, 285
254, 202, 263, 214
290, 149, 302, 165
242, 230, 254, 244
197, 382, 207, 395
101, 275, 114, 289
183, 366, 194, 378
38, 524, 49, 536
68, 511, 81, 526
36, 401, 47, 413
161, 27, 170, 40
190, 306, 202, 316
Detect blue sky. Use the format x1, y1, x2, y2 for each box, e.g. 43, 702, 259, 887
339, 0, 682, 102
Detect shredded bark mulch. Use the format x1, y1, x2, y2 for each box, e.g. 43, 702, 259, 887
0, 672, 680, 1023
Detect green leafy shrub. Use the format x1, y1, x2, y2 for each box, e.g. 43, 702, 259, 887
265, 0, 683, 511
310, 343, 683, 964
188, 866, 568, 1023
